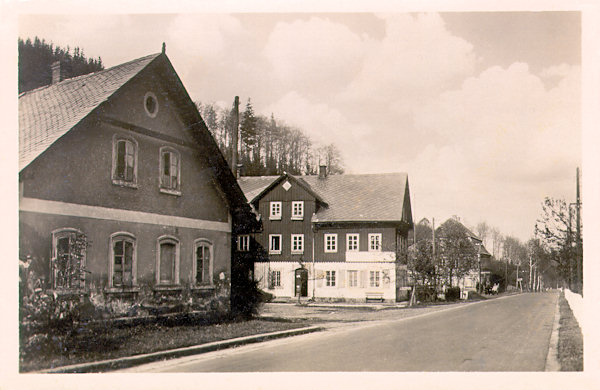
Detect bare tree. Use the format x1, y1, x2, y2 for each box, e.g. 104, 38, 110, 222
534, 197, 579, 291
436, 219, 478, 287
490, 226, 503, 259
475, 221, 490, 248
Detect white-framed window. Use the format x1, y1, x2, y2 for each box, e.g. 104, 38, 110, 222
369, 233, 382, 252
291, 201, 304, 220
370, 271, 381, 287
326, 270, 336, 287
194, 239, 213, 286
156, 235, 180, 285
324, 234, 338, 253
269, 270, 281, 289
159, 146, 181, 195
237, 234, 250, 252
269, 234, 282, 254
348, 270, 358, 287
291, 234, 304, 254
51, 228, 87, 291
109, 232, 137, 288
112, 135, 138, 187
346, 233, 359, 252
270, 201, 282, 220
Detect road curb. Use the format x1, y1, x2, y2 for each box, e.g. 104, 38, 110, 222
545, 293, 561, 371
36, 325, 324, 373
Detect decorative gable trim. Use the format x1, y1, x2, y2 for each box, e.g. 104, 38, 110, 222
250, 173, 328, 207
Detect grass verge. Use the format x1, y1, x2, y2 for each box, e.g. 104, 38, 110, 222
20, 317, 311, 372
558, 292, 583, 371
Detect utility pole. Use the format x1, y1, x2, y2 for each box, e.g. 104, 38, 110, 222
516, 262, 522, 292
432, 217, 436, 292
568, 205, 573, 290
529, 254, 533, 292
576, 167, 582, 295
505, 255, 508, 290
231, 96, 239, 178
478, 245, 482, 294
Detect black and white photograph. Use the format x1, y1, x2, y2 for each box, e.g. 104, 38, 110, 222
5, 0, 599, 388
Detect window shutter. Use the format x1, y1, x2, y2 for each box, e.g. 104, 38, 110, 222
338, 269, 345, 288
125, 141, 135, 181
360, 270, 367, 288
316, 269, 323, 287
116, 141, 126, 178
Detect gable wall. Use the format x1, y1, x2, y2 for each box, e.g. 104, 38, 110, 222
99, 71, 193, 144
254, 179, 316, 261
20, 75, 229, 223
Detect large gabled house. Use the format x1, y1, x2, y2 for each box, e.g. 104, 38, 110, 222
19, 49, 258, 314
237, 167, 413, 302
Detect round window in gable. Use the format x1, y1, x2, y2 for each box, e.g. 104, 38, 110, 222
144, 92, 159, 118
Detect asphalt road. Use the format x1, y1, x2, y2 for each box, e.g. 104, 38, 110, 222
125, 292, 558, 372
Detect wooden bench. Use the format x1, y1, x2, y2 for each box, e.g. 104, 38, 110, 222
365, 292, 384, 302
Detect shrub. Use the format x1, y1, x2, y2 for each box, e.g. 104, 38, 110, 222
445, 287, 461, 301
415, 286, 437, 302
230, 278, 263, 319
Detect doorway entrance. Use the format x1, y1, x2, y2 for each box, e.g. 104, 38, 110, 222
295, 268, 308, 297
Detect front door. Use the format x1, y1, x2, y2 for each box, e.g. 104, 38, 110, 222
295, 268, 308, 297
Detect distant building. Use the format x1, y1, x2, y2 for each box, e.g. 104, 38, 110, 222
238, 168, 413, 302
19, 51, 257, 313
436, 218, 492, 297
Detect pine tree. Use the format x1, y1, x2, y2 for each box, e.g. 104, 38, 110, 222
18, 36, 104, 93
195, 100, 345, 177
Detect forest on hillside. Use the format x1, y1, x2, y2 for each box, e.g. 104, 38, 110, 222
18, 36, 345, 176
18, 37, 104, 93
197, 99, 344, 177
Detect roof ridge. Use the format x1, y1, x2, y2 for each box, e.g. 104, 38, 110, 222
19, 53, 161, 98
20, 52, 164, 171
300, 172, 407, 177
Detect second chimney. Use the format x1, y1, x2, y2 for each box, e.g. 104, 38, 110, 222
51, 61, 63, 84
319, 165, 328, 179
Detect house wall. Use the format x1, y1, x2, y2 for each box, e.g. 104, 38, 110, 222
254, 261, 399, 302
19, 70, 234, 302
19, 210, 231, 290
250, 175, 413, 302
314, 226, 398, 262
254, 179, 316, 261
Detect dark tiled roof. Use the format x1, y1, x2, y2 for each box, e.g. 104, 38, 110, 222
237, 176, 279, 203
479, 244, 492, 257
19, 53, 161, 170
238, 173, 410, 223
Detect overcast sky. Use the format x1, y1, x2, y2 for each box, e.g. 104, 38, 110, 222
18, 11, 582, 243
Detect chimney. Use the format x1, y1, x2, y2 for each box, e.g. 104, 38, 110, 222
318, 165, 327, 179
51, 61, 63, 84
